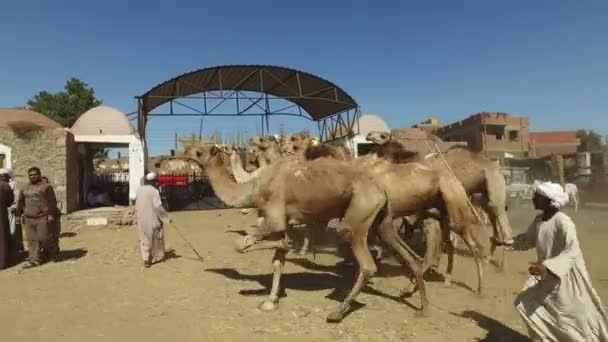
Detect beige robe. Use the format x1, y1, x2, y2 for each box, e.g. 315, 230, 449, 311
514, 212, 608, 342
135, 185, 169, 263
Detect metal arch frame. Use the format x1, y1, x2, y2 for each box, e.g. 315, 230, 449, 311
136, 66, 361, 166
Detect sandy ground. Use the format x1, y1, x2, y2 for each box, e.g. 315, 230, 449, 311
1, 204, 607, 342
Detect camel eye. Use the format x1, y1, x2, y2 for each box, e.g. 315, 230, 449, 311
381, 134, 386, 139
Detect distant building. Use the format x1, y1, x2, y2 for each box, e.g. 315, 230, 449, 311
437, 112, 531, 161
529, 131, 580, 157
389, 127, 465, 156
412, 117, 444, 135
0, 108, 77, 213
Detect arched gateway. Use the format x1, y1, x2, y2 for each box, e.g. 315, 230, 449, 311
136, 65, 361, 165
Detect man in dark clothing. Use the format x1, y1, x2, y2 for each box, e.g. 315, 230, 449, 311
40, 176, 61, 259
16, 167, 57, 268
0, 175, 14, 270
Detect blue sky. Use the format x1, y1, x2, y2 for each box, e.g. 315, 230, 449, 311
1, 0, 607, 156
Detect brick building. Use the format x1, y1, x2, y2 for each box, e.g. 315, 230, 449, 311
529, 131, 580, 157
437, 112, 530, 160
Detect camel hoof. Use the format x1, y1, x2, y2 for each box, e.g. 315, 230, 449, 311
326, 310, 345, 323
258, 300, 278, 312
234, 235, 255, 253
398, 287, 415, 298
298, 249, 309, 256
415, 307, 430, 318
444, 279, 452, 288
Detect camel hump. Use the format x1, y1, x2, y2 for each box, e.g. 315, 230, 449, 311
372, 140, 418, 163
304, 144, 336, 160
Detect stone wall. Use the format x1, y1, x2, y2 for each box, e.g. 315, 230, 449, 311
0, 127, 77, 214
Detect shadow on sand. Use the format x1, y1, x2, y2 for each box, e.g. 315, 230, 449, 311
206, 257, 423, 320
451, 310, 528, 342
54, 248, 88, 262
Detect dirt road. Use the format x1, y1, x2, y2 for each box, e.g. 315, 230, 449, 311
1, 206, 607, 341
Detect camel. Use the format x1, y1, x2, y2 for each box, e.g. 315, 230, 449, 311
280, 131, 353, 161
226, 132, 352, 255
194, 143, 491, 319
227, 133, 491, 294
366, 131, 514, 269
249, 134, 282, 164
190, 145, 420, 322
352, 156, 492, 295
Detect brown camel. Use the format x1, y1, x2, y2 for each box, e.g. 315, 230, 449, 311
228, 132, 352, 255
249, 134, 282, 164
353, 156, 492, 296
281, 131, 353, 161
195, 144, 490, 318
190, 145, 414, 322
366, 131, 513, 268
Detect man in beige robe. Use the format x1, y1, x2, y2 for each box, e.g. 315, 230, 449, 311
135, 172, 171, 268
513, 181, 608, 342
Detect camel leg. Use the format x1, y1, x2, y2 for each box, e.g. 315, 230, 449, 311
326, 233, 376, 322
259, 246, 288, 311
379, 217, 428, 315
326, 190, 382, 323
299, 236, 310, 255
444, 239, 455, 288
462, 233, 483, 295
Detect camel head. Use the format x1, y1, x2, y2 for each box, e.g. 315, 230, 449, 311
220, 144, 239, 155
249, 135, 278, 150
279, 131, 313, 155
366, 131, 392, 145
183, 145, 219, 167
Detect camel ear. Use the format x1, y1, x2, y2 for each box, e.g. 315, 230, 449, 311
209, 146, 221, 156
268, 136, 277, 143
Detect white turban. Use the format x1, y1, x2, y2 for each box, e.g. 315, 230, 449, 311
0, 168, 9, 176
534, 182, 569, 208
145, 172, 157, 181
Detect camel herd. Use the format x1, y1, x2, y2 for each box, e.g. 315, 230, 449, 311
177, 131, 515, 323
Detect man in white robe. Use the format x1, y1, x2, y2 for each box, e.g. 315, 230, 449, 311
0, 169, 23, 253
564, 182, 579, 212
135, 172, 171, 268
513, 181, 608, 342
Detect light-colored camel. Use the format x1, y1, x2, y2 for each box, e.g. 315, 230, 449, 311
353, 156, 492, 296
227, 132, 352, 255
280, 131, 353, 161
194, 144, 491, 318
366, 131, 513, 268
190, 145, 408, 322
249, 134, 283, 164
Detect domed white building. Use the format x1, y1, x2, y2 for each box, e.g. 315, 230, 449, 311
70, 105, 144, 204
326, 113, 390, 157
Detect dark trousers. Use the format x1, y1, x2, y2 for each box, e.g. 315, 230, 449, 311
23, 216, 49, 263
44, 217, 60, 257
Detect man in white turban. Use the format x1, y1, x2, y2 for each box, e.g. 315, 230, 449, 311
564, 182, 579, 212
513, 181, 608, 341
134, 172, 171, 268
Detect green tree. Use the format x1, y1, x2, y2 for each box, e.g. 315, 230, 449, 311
576, 129, 605, 153
27, 78, 102, 127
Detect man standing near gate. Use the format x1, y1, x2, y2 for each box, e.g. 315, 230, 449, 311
135, 172, 171, 268
16, 167, 58, 268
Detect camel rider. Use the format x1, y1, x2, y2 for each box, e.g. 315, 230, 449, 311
16, 167, 58, 268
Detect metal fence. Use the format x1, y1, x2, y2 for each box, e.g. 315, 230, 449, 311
93, 171, 227, 211
156, 172, 226, 211
93, 171, 130, 206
